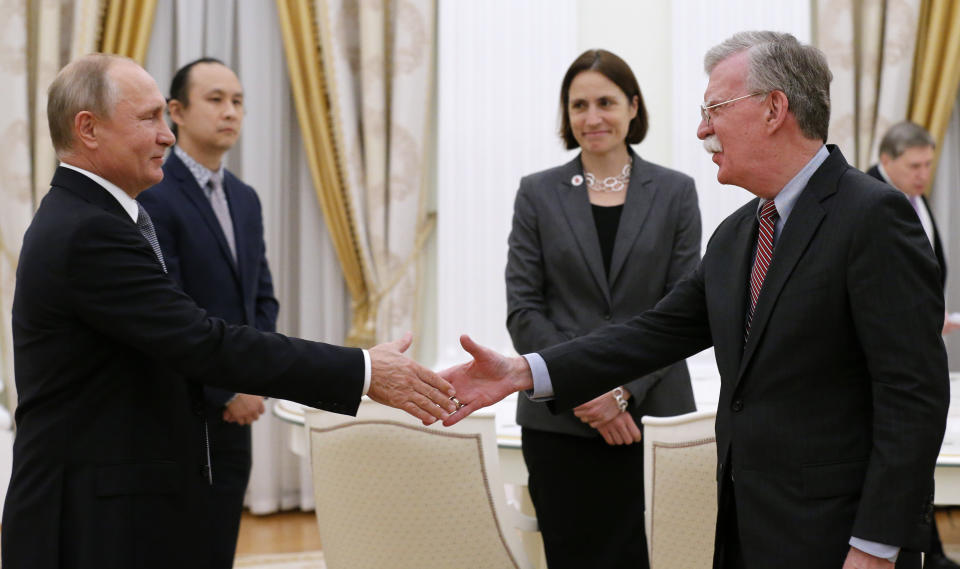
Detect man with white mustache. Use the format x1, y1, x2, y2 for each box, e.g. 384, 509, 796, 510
703, 133, 723, 154
439, 31, 948, 569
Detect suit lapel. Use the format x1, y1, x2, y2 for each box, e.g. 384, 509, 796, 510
736, 149, 845, 382
556, 156, 611, 304
52, 167, 132, 223
608, 153, 657, 287
166, 153, 240, 279
920, 195, 947, 285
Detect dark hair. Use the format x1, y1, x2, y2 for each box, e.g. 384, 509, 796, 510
167, 57, 226, 137
559, 49, 648, 150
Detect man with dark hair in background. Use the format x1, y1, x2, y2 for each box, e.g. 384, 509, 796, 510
139, 58, 270, 568
867, 120, 960, 569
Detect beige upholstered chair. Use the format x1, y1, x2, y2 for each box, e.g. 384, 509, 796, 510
304, 400, 538, 569
643, 410, 718, 569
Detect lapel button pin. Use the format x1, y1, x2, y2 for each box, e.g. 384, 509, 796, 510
571, 175, 583, 186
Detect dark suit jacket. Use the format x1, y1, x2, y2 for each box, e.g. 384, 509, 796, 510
4, 167, 363, 569
139, 150, 278, 407
866, 164, 946, 287
537, 147, 949, 568
507, 150, 700, 436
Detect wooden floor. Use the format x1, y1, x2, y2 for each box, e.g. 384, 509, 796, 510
941, 508, 960, 546
235, 508, 960, 559
236, 510, 322, 557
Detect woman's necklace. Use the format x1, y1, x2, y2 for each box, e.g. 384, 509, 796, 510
585, 163, 631, 193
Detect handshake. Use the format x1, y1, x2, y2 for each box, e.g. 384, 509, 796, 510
369, 333, 534, 427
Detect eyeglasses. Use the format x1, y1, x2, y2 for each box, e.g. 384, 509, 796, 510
700, 92, 766, 125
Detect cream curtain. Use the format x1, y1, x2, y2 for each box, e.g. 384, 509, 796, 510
816, 0, 922, 169
909, 0, 960, 159
0, 0, 107, 412
279, 0, 437, 350
0, 0, 34, 412
99, 0, 158, 63
276, 0, 375, 347
31, 0, 66, 207
30, 0, 104, 207
917, 1, 960, 365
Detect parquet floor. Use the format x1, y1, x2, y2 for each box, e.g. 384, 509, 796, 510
940, 508, 960, 559
235, 511, 322, 557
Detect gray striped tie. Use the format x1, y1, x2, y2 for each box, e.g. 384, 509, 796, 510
136, 202, 168, 273
206, 173, 237, 263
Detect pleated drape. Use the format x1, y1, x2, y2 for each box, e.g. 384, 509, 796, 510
275, 0, 375, 347
909, 0, 960, 165
311, 0, 436, 348
815, 0, 921, 169
0, 0, 35, 412
1, 0, 109, 412
99, 0, 158, 63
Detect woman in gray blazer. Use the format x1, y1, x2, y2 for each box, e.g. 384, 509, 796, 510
506, 49, 701, 569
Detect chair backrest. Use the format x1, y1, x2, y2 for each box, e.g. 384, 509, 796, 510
642, 410, 718, 569
304, 400, 528, 569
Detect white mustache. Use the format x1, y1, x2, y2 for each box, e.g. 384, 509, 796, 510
703, 135, 723, 154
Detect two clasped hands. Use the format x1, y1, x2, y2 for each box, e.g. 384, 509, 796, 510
373, 333, 620, 433
367, 333, 522, 425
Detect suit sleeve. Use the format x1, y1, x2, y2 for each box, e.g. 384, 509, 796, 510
64, 212, 365, 416
505, 180, 574, 353
846, 188, 948, 546
252, 194, 279, 333
622, 177, 702, 404
541, 261, 713, 412
207, 191, 280, 408
139, 190, 236, 407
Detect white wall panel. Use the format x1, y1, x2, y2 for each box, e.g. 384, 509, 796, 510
671, 0, 811, 401
433, 0, 578, 366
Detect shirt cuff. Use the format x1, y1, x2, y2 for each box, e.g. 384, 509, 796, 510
848, 537, 899, 563
361, 349, 371, 396
524, 353, 554, 400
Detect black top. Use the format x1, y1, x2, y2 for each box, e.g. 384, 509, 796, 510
591, 203, 624, 279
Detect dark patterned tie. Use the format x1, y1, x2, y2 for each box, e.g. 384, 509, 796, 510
745, 200, 779, 340
136, 202, 168, 273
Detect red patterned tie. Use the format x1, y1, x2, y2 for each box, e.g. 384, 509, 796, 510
745, 200, 779, 340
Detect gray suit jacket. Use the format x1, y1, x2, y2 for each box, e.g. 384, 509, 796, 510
506, 150, 701, 437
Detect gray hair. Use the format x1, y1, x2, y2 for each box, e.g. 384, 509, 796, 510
879, 121, 935, 159
704, 31, 832, 142
47, 53, 127, 155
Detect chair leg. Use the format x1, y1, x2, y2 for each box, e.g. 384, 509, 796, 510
508, 483, 546, 569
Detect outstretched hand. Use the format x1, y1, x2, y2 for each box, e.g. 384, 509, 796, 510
439, 335, 534, 426
367, 332, 457, 425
